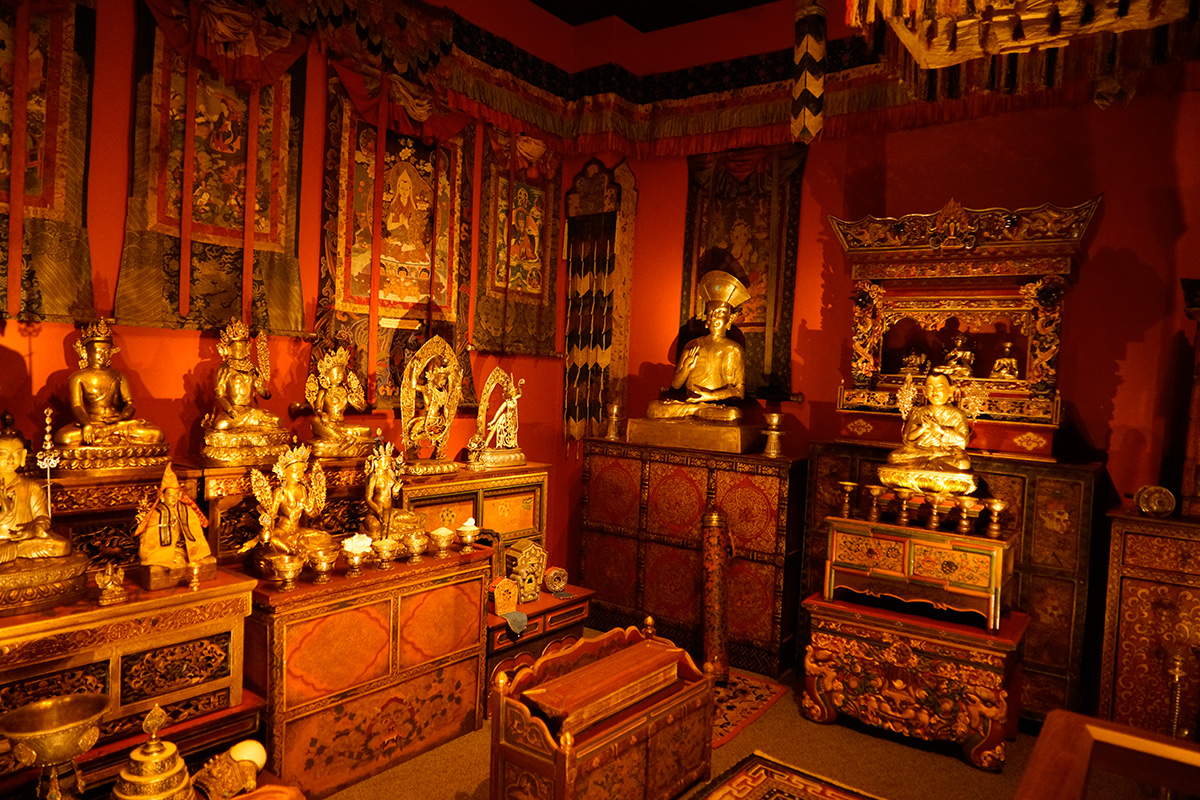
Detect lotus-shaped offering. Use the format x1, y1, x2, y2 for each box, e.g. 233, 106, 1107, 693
428, 526, 455, 558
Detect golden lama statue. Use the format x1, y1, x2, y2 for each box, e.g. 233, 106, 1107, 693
304, 347, 373, 458
202, 318, 289, 464
877, 372, 978, 496
242, 444, 333, 581
399, 335, 461, 475
646, 269, 749, 423
0, 417, 87, 616
135, 464, 216, 590
51, 320, 169, 471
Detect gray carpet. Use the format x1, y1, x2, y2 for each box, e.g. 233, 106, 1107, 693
321, 667, 1147, 800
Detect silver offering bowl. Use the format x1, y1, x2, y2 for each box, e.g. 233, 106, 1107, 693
457, 524, 480, 554
0, 692, 110, 800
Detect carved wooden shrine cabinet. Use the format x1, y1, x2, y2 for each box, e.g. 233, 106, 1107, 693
490, 622, 712, 800
1099, 510, 1200, 737
0, 570, 259, 792
805, 440, 1104, 721
831, 198, 1098, 460
580, 438, 802, 677
244, 545, 492, 799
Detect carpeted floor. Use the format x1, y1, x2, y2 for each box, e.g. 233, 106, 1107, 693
322, 666, 1146, 800
694, 751, 886, 800
712, 670, 789, 748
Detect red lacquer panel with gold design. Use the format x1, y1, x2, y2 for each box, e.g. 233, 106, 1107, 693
410, 494, 477, 531
398, 579, 484, 671
646, 462, 707, 542
643, 542, 702, 626
280, 658, 478, 797
283, 600, 392, 710
727, 559, 777, 645
584, 454, 641, 533
715, 472, 781, 556
481, 488, 538, 535
580, 530, 638, 608
1031, 478, 1083, 571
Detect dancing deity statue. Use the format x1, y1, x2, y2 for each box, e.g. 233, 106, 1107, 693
243, 444, 332, 572
399, 335, 462, 474
305, 347, 373, 458
136, 464, 215, 588
467, 368, 526, 470
52, 319, 168, 470
202, 318, 288, 463
646, 270, 749, 423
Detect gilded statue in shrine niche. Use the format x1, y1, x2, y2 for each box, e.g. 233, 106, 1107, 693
646, 269, 749, 424
202, 318, 289, 464
51, 319, 170, 471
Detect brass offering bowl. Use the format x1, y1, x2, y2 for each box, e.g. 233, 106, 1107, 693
0, 692, 109, 799
428, 527, 456, 559
264, 553, 305, 592
372, 537, 402, 570
308, 546, 340, 584
457, 523, 480, 553
403, 530, 429, 564
343, 549, 368, 577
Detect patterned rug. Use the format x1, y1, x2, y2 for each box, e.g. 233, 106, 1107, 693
695, 752, 886, 800
712, 670, 790, 748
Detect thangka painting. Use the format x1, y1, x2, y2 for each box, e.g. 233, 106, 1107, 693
681, 145, 806, 399
315, 74, 476, 410
113, 24, 303, 334
0, 3, 94, 321
474, 125, 560, 357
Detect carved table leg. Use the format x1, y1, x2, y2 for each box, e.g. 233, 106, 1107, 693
801, 644, 839, 723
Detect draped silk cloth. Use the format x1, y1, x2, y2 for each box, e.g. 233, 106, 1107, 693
0, 0, 94, 322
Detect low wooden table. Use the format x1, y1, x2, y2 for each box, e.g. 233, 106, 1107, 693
802, 594, 1028, 771
487, 584, 595, 683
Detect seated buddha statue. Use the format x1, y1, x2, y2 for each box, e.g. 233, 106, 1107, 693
305, 347, 373, 458
646, 270, 749, 424
202, 318, 288, 463
886, 373, 972, 473
0, 425, 72, 564
52, 320, 168, 469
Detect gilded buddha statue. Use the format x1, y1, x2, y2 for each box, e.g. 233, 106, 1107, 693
243, 444, 333, 577
646, 269, 749, 424
877, 372, 977, 495
202, 318, 289, 464
305, 347, 373, 458
0, 418, 87, 615
52, 319, 169, 470
990, 341, 1019, 379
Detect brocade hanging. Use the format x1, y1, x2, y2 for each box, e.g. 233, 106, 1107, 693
112, 7, 304, 334
681, 145, 807, 401
473, 125, 559, 358
0, 2, 95, 322
314, 73, 475, 410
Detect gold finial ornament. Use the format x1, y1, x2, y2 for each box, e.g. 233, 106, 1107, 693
202, 317, 289, 464
111, 704, 195, 800
303, 346, 373, 458
467, 368, 526, 470
51, 320, 169, 472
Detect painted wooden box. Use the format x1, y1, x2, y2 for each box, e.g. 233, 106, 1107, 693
579, 438, 802, 677
804, 440, 1104, 720
243, 547, 492, 799
1099, 510, 1200, 735
490, 623, 712, 800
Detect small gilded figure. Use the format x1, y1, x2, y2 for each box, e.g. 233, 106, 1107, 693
52, 319, 169, 470
467, 368, 526, 469
938, 332, 975, 381
0, 425, 72, 563
989, 341, 1020, 379
136, 464, 215, 587
202, 318, 288, 463
245, 444, 332, 564
305, 347, 373, 458
361, 441, 402, 538
646, 269, 749, 423
886, 373, 972, 473
899, 345, 930, 375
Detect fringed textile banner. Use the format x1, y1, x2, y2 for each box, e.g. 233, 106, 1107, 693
113, 20, 303, 335
0, 1, 94, 323
473, 124, 560, 358
314, 74, 476, 410
792, 0, 827, 143
681, 145, 807, 401
563, 159, 635, 442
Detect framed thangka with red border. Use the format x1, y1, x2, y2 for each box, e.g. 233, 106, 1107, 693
681, 145, 806, 400
315, 74, 475, 410
473, 126, 560, 357
0, 2, 95, 322
113, 20, 303, 334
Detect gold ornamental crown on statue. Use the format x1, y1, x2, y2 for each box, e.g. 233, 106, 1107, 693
697, 269, 750, 311
271, 443, 312, 477
317, 347, 352, 384
80, 318, 116, 346
219, 318, 251, 345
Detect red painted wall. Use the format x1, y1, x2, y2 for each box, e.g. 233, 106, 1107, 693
2, 1, 1197, 580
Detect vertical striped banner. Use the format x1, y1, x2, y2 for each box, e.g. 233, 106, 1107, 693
792, 0, 827, 143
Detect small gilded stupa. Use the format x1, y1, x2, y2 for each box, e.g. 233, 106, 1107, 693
111, 705, 193, 800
